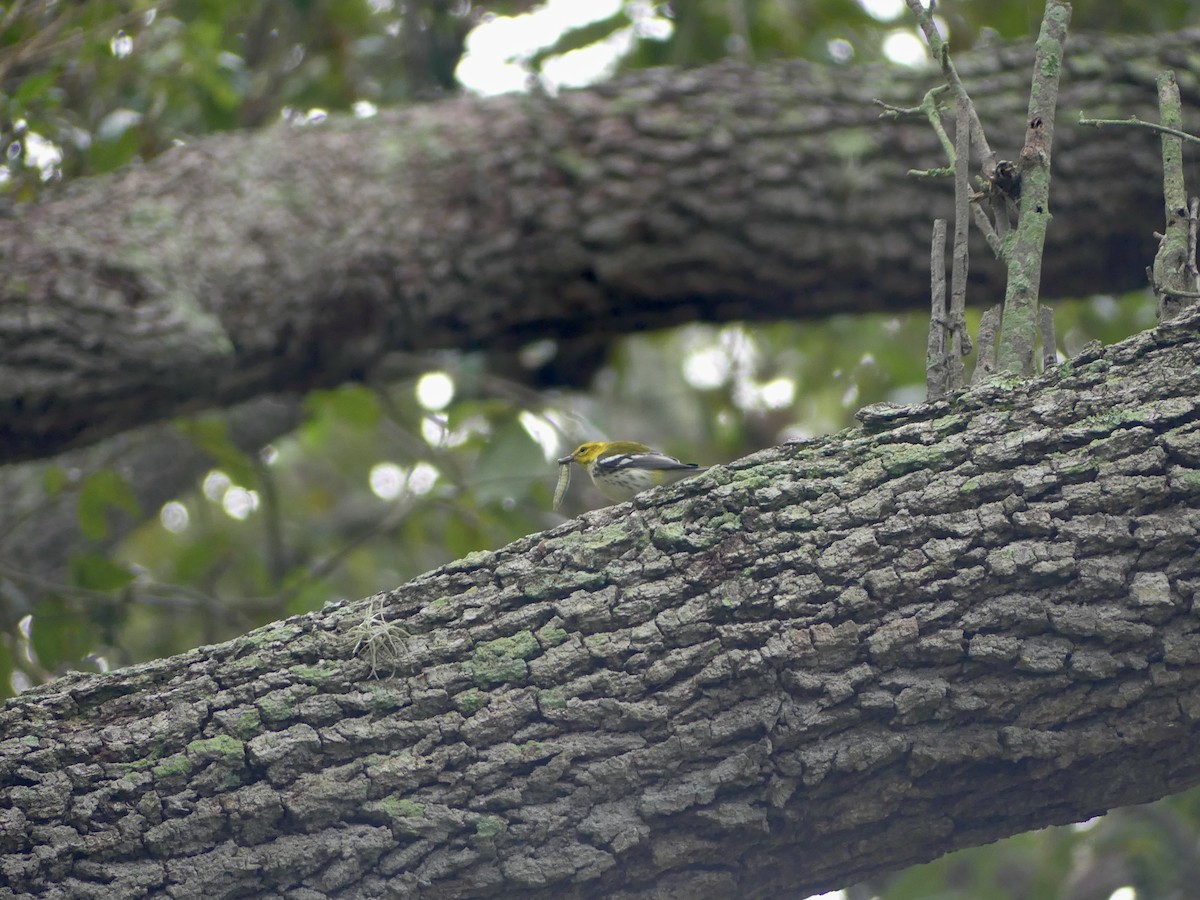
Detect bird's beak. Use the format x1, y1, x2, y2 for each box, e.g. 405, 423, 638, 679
557, 455, 574, 465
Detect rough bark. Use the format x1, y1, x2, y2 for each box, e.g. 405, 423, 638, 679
3, 30, 1200, 461
3, 311, 1200, 899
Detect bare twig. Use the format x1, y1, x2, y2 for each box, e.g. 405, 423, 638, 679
926, 219, 949, 399
1189, 197, 1200, 289
0, 558, 233, 616
1039, 306, 1057, 371
995, 0, 1071, 375
972, 203, 1004, 259
1079, 114, 1200, 145
890, 3, 1013, 272
904, 0, 996, 173
256, 458, 287, 588
948, 93, 972, 390
971, 304, 1004, 383
1149, 71, 1197, 322
0, 3, 169, 85
725, 0, 755, 63
876, 85, 955, 160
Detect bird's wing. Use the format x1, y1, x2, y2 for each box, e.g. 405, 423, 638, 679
596, 452, 700, 473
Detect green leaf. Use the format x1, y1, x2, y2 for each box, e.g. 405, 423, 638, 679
284, 577, 337, 616
13, 70, 58, 105
172, 531, 232, 583
470, 419, 546, 505
29, 596, 91, 672
69, 553, 137, 591
445, 397, 512, 431
77, 470, 140, 540
87, 116, 141, 173
42, 465, 69, 497
307, 384, 381, 428
176, 416, 258, 487
442, 515, 485, 559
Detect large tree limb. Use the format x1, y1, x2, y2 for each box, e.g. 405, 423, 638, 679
2, 311, 1199, 897
3, 30, 1200, 461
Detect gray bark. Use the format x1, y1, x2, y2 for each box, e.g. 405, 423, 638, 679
2, 311, 1200, 898
3, 29, 1200, 461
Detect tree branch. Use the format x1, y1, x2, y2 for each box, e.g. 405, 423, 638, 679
1149, 71, 1198, 323
995, 0, 1071, 374
925, 218, 949, 397
3, 30, 1200, 461
3, 310, 1200, 897
1079, 113, 1200, 145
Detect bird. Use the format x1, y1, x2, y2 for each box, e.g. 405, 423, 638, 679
555, 440, 707, 507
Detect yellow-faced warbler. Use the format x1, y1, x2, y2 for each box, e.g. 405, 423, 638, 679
554, 440, 706, 509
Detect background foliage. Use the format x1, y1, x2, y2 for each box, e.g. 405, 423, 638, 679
2, 1, 1198, 897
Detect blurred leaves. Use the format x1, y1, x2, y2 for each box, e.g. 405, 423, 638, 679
29, 596, 94, 673
68, 553, 136, 591
0, 0, 503, 192
77, 470, 140, 541
870, 791, 1200, 900
307, 383, 382, 430
176, 417, 260, 488
7, 0, 1198, 198
471, 418, 547, 505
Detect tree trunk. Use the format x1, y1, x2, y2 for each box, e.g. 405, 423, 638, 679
3, 311, 1199, 898
2, 29, 1199, 461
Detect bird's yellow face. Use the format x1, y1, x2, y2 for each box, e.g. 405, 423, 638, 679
558, 442, 606, 466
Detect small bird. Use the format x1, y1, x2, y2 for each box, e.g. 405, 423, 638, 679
555, 440, 707, 508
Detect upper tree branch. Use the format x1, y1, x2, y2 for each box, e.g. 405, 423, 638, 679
3, 30, 1200, 461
